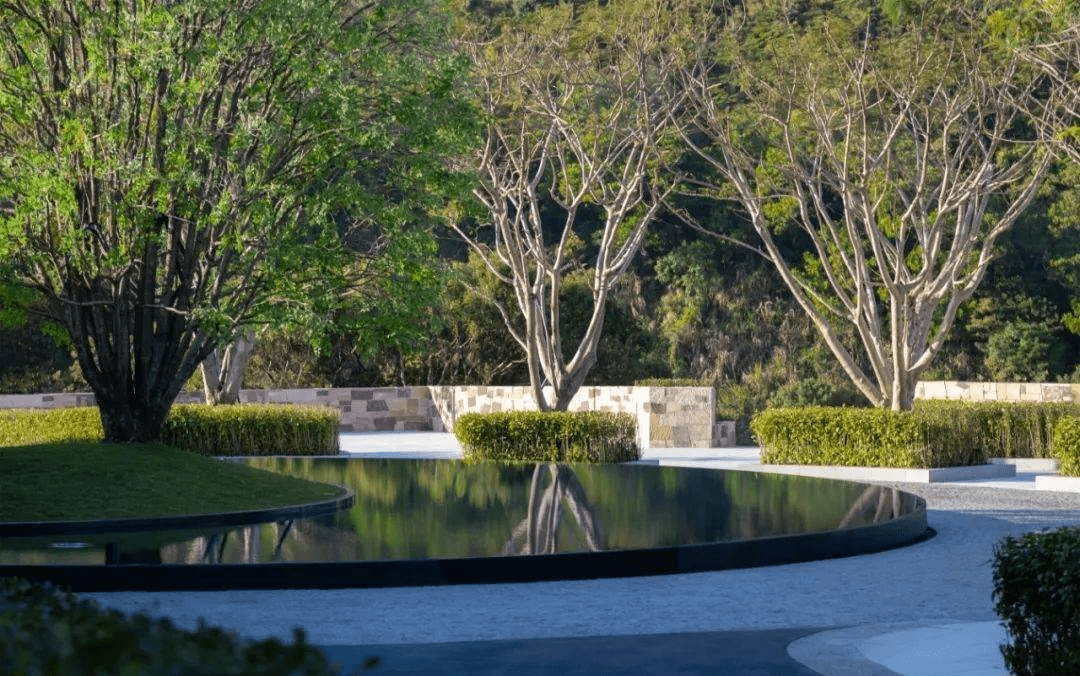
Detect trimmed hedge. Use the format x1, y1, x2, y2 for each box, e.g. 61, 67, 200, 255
0, 407, 102, 446
0, 577, 375, 675
454, 411, 639, 463
1054, 416, 1080, 477
751, 401, 1080, 468
161, 404, 340, 456
751, 406, 949, 468
993, 528, 1080, 676
0, 404, 339, 456
913, 400, 1080, 459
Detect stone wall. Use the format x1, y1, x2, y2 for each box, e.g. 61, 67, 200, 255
915, 381, 1080, 403
0, 385, 724, 448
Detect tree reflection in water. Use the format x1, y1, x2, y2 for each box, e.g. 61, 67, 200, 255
838, 486, 919, 528
504, 464, 604, 555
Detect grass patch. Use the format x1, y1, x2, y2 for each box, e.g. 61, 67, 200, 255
0, 442, 346, 522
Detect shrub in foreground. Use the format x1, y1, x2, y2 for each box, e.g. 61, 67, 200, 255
454, 411, 639, 463
161, 404, 340, 456
1053, 416, 1080, 477
993, 528, 1080, 676
0, 577, 376, 676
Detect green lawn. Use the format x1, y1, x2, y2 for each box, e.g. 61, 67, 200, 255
0, 442, 346, 522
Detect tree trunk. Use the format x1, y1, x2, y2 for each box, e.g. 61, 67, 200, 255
62, 238, 216, 443
201, 331, 256, 405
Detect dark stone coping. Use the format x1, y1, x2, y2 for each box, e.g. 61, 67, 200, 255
0, 487, 354, 538
0, 492, 930, 593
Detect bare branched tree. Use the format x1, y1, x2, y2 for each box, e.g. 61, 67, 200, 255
452, 1, 692, 410
681, 6, 1056, 410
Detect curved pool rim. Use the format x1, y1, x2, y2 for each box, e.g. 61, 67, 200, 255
0, 463, 930, 593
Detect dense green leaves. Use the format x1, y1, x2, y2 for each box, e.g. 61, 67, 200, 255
994, 528, 1080, 676
0, 578, 366, 675
454, 411, 639, 463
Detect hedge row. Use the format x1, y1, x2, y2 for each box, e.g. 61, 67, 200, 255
1054, 416, 1080, 477
454, 411, 639, 463
0, 407, 103, 445
0, 405, 339, 456
0, 577, 375, 676
751, 401, 1080, 468
912, 400, 1080, 459
993, 528, 1080, 676
751, 406, 949, 468
162, 404, 339, 456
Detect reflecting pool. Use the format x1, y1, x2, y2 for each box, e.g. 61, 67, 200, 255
0, 459, 926, 568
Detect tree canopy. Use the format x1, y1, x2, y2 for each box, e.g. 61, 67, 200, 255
0, 0, 467, 440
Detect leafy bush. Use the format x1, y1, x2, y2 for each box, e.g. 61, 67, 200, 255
161, 404, 340, 456
0, 404, 339, 455
767, 377, 867, 409
454, 411, 639, 463
751, 406, 946, 467
1054, 416, 1080, 477
0, 577, 375, 676
752, 401, 1080, 468
0, 407, 102, 446
993, 528, 1080, 676
913, 400, 1079, 459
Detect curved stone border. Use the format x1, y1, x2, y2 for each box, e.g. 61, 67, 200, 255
0, 488, 929, 592
0, 487, 354, 538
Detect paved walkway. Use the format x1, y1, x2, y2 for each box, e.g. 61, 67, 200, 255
86, 432, 1080, 676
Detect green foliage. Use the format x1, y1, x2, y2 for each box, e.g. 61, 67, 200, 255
0, 577, 372, 676
0, 408, 102, 446
1053, 416, 1080, 477
914, 400, 1079, 460
993, 528, 1080, 676
0, 0, 472, 442
0, 442, 345, 522
0, 405, 338, 456
751, 407, 940, 468
752, 401, 1080, 467
767, 377, 867, 409
161, 405, 340, 457
454, 411, 639, 463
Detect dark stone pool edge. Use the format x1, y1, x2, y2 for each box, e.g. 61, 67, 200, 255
0, 487, 354, 538
0, 497, 930, 592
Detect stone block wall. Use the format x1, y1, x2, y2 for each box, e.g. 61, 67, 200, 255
0, 385, 724, 448
915, 381, 1080, 404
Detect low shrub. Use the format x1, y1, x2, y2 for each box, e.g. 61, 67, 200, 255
1053, 416, 1080, 477
993, 528, 1080, 676
0, 407, 102, 446
913, 400, 1079, 459
0, 577, 376, 675
454, 410, 639, 463
751, 401, 1080, 468
751, 406, 943, 467
161, 404, 340, 456
0, 404, 339, 455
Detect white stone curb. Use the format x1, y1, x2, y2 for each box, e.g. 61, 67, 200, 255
990, 457, 1059, 473
1034, 475, 1080, 492
737, 462, 1016, 484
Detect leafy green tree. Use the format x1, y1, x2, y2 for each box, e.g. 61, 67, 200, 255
681, 1, 1056, 410
0, 0, 460, 440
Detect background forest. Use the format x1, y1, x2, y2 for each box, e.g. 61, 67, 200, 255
2, 0, 1079, 438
